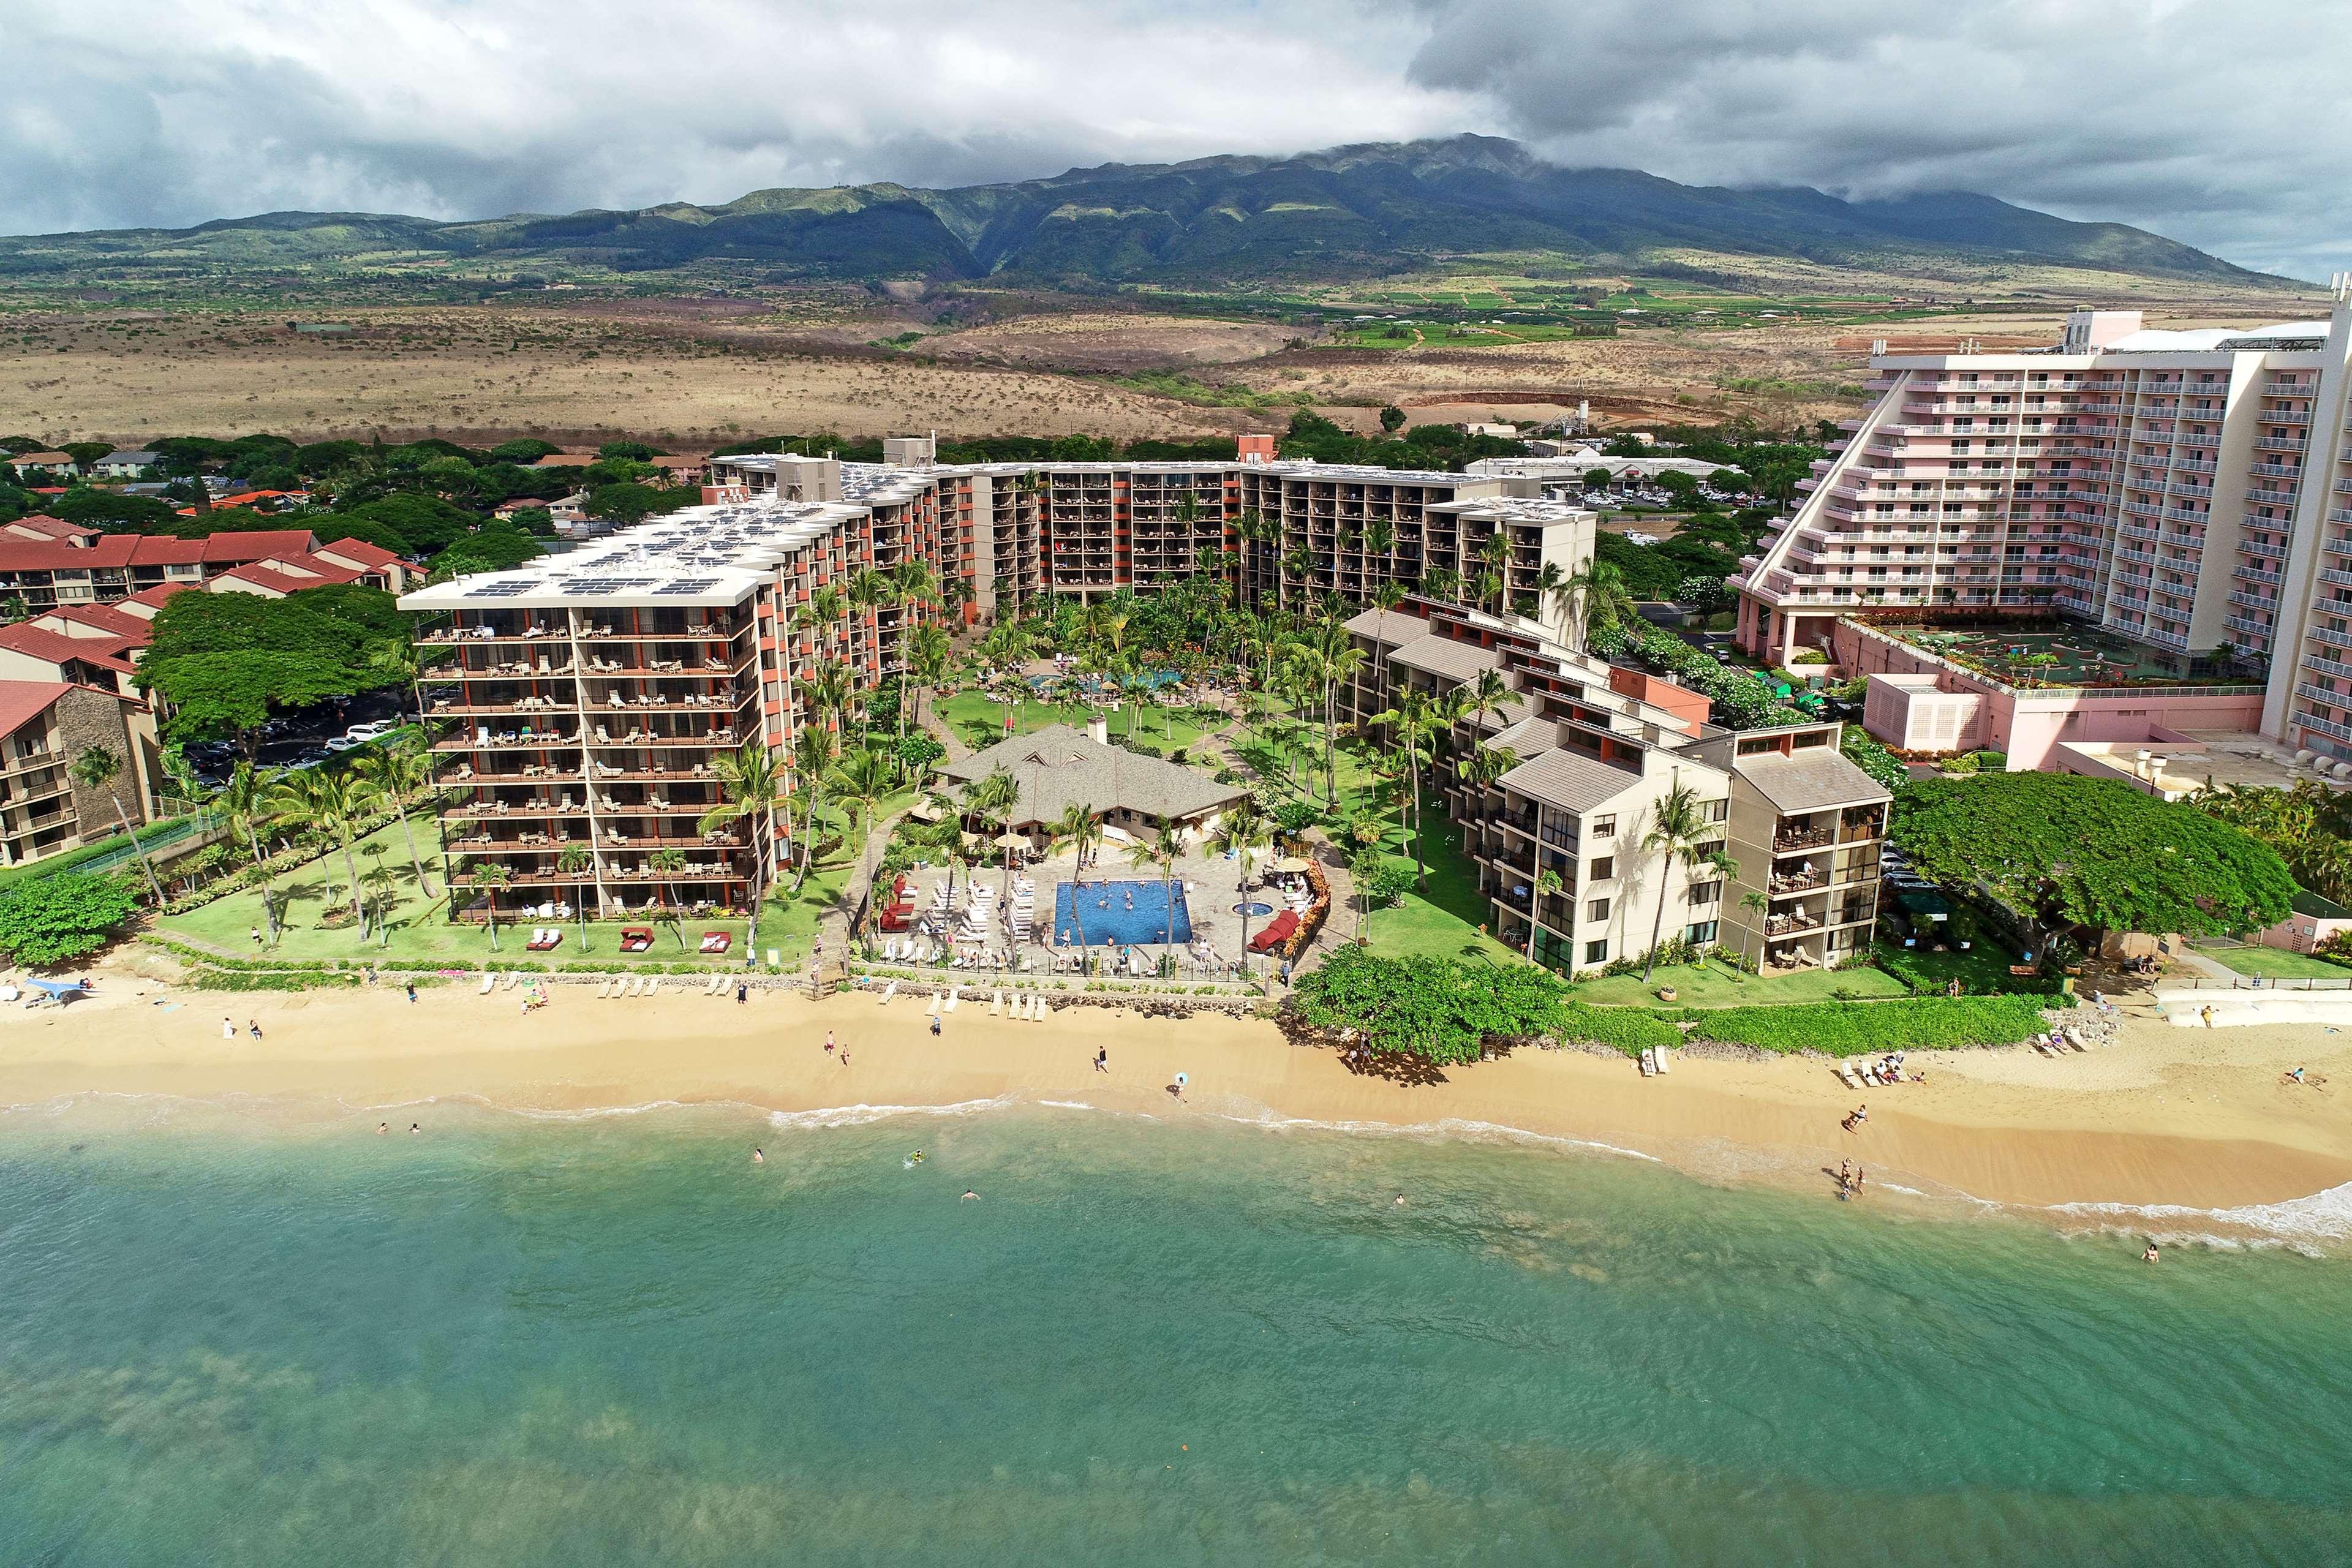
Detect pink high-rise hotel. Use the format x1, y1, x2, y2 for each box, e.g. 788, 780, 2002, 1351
1734, 284, 2352, 767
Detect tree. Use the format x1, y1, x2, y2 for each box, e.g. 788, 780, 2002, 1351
220, 761, 283, 943
1371, 688, 1441, 890
270, 766, 377, 932
470, 859, 510, 950
1737, 889, 1770, 974
699, 742, 790, 951
829, 745, 897, 934
0, 872, 141, 967
1379, 406, 1407, 434
1551, 560, 1635, 652
1212, 800, 1271, 970
67, 746, 165, 905
355, 744, 437, 902
1529, 867, 1564, 960
1637, 778, 1713, 983
1049, 802, 1101, 955
61, 441, 114, 472
1893, 774, 2295, 947
137, 585, 409, 754
649, 846, 688, 948
959, 765, 1022, 931
556, 843, 593, 950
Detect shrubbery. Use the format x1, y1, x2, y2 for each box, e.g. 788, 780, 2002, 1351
1684, 994, 2051, 1056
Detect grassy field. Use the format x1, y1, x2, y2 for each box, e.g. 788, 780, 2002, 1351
1571, 962, 1907, 1009
157, 813, 855, 969
933, 689, 1227, 754
2199, 944, 2352, 981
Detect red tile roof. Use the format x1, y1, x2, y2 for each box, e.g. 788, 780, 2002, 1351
214, 558, 361, 595
123, 582, 195, 614
3, 516, 97, 541
36, 601, 154, 646
314, 537, 400, 569
0, 621, 138, 674
198, 530, 319, 563
0, 680, 72, 739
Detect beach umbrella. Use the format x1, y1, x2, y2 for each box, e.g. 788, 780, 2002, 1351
993, 831, 1029, 850
1272, 855, 1311, 874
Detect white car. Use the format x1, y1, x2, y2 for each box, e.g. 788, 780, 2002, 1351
343, 720, 398, 742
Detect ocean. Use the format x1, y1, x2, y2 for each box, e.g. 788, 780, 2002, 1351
2, 1095, 2349, 1565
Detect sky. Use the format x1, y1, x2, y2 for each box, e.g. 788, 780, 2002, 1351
2, 0, 2345, 279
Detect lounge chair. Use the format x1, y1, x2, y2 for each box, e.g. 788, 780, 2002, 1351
595, 979, 613, 998
478, 973, 495, 995
878, 980, 897, 1006
925, 992, 941, 1016
643, 978, 660, 998
989, 989, 1003, 1016
944, 987, 960, 1012
699, 932, 731, 955
503, 971, 521, 991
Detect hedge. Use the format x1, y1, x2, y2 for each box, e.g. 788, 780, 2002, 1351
1683, 994, 2052, 1056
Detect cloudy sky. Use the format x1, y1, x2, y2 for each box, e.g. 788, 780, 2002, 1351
2, 0, 2344, 277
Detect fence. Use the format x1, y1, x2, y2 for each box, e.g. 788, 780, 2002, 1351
2217, 974, 2352, 992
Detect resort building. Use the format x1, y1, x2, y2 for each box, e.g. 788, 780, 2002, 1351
0, 525, 409, 612
1733, 284, 2352, 770
0, 679, 164, 867
1346, 597, 1889, 976
399, 445, 1628, 930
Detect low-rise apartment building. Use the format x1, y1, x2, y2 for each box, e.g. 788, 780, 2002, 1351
0, 679, 163, 867
1348, 599, 1888, 976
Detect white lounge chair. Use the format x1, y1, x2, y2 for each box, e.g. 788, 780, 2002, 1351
944, 987, 960, 1012
478, 973, 495, 995
989, 989, 1002, 1016
595, 979, 613, 999
925, 992, 940, 1016
644, 978, 660, 998
878, 980, 897, 1006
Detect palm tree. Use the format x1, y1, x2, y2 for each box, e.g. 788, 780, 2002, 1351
1371, 688, 1440, 891
557, 843, 593, 949
271, 766, 376, 930
1466, 667, 1511, 742
220, 761, 282, 943
794, 658, 856, 764
1348, 844, 1382, 944
650, 845, 688, 948
827, 744, 897, 934
470, 859, 510, 951
360, 843, 400, 947
1477, 530, 1512, 612
1306, 621, 1365, 805
793, 584, 850, 662
905, 621, 952, 744
355, 744, 437, 900
68, 745, 165, 905
1638, 778, 1713, 983
1364, 516, 1396, 593
1047, 804, 1099, 955
1738, 889, 1770, 976
1121, 834, 1180, 974
1212, 801, 1270, 972
1529, 867, 1564, 962
1555, 561, 1634, 652
699, 742, 788, 948
1365, 578, 1406, 710
959, 764, 1022, 931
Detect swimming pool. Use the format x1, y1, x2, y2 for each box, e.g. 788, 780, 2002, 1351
1054, 879, 1192, 947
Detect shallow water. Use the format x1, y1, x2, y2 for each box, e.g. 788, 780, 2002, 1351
2, 1097, 2348, 1564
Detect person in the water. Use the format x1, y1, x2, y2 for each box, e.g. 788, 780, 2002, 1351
752, 1148, 764, 1164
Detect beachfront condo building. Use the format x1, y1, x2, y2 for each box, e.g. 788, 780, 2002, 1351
1733, 284, 2352, 766
1341, 598, 1890, 976
401, 451, 1607, 926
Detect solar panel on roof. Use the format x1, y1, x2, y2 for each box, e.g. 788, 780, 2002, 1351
464, 580, 537, 597
656, 579, 718, 595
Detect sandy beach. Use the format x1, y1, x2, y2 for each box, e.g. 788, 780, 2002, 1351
6, 963, 2350, 1231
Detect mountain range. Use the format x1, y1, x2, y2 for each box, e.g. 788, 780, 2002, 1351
0, 135, 2284, 290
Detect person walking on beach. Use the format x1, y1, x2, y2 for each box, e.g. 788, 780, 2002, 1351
1838, 1158, 1851, 1189
1854, 1166, 1866, 1194
930, 1014, 942, 1036
736, 982, 747, 1005
247, 1019, 262, 1041
404, 981, 417, 1004
838, 1048, 850, 1068
222, 1016, 235, 1041
1095, 1046, 1108, 1074
825, 1030, 835, 1056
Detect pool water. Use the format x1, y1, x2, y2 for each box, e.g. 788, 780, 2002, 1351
1054, 879, 1191, 947
1234, 901, 1274, 917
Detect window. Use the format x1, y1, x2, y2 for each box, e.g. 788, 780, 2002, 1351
1586, 897, 1611, 922
1687, 881, 1722, 906
1685, 921, 1719, 945
1591, 815, 1616, 837
1589, 856, 1614, 881
1584, 939, 1609, 965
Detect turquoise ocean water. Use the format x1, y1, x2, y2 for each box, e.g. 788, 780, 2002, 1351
2, 1095, 2349, 1565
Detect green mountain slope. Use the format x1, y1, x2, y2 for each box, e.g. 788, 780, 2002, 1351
0, 135, 2283, 289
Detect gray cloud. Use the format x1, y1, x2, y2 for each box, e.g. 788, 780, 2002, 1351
1404, 0, 2350, 278
0, 0, 2341, 277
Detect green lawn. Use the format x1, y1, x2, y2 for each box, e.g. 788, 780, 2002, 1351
933, 690, 1227, 754
157, 813, 857, 970
2199, 944, 2352, 980
1357, 814, 1521, 965
1571, 961, 1907, 1008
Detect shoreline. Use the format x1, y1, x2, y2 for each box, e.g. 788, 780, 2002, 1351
7, 966, 2352, 1243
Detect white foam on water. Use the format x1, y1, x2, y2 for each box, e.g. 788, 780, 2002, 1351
1038, 1100, 1096, 1110
767, 1093, 1017, 1131
2039, 1178, 2352, 1251
1204, 1104, 1665, 1164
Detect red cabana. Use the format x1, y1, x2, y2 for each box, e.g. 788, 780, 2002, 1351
1247, 909, 1299, 953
